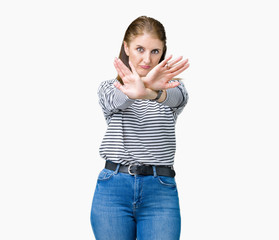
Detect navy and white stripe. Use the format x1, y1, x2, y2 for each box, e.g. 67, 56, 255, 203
98, 79, 188, 166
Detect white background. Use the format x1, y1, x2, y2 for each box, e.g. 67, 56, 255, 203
1, 0, 278, 239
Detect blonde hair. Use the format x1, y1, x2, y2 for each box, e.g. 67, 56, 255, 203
117, 16, 167, 83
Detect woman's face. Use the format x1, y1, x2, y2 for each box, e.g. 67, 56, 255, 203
124, 32, 164, 77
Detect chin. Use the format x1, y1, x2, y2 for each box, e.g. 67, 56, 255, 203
139, 73, 147, 77
138, 69, 150, 77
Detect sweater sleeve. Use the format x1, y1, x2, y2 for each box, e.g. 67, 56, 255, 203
98, 79, 135, 123
161, 80, 189, 119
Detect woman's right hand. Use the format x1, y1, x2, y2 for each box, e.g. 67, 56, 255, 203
113, 58, 157, 100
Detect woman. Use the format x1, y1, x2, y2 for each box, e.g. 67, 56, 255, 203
90, 16, 190, 240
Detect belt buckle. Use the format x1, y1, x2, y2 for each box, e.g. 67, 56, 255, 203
128, 165, 136, 175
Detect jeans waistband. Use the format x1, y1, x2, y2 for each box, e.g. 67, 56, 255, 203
105, 161, 176, 177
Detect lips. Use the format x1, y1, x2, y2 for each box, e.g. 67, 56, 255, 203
140, 65, 151, 69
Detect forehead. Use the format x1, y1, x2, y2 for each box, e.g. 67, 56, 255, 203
129, 33, 164, 49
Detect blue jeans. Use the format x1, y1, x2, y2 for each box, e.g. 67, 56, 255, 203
90, 163, 181, 240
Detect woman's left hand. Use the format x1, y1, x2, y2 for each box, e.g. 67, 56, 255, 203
142, 55, 190, 91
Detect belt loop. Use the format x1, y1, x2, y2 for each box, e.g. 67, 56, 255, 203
114, 163, 120, 174
152, 166, 157, 177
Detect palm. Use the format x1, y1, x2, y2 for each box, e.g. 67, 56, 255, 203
113, 58, 152, 99
143, 55, 189, 91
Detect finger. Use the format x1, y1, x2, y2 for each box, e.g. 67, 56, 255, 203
114, 58, 131, 79
113, 58, 125, 79
129, 60, 139, 76
169, 58, 188, 70
117, 58, 132, 76
168, 59, 189, 73
168, 56, 184, 68
170, 63, 190, 77
165, 81, 181, 89
158, 55, 173, 68
114, 81, 121, 89
114, 81, 126, 93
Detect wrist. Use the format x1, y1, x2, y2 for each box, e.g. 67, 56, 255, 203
150, 90, 163, 101
138, 88, 157, 100
157, 90, 167, 102
142, 78, 151, 90
147, 90, 158, 100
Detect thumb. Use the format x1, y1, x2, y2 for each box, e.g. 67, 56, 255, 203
114, 81, 124, 91
166, 81, 180, 89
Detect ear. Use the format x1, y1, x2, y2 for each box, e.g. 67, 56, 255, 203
123, 41, 129, 56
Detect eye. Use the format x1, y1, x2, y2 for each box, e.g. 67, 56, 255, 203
151, 49, 160, 54
137, 47, 144, 52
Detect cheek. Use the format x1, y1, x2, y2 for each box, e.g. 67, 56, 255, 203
129, 54, 141, 66
151, 53, 162, 62
155, 54, 163, 63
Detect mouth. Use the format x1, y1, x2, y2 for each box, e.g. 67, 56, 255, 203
140, 65, 151, 70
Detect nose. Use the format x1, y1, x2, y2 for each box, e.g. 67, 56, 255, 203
143, 52, 151, 64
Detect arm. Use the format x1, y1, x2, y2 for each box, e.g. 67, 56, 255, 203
98, 79, 135, 122
112, 56, 190, 107
159, 81, 189, 120
161, 80, 188, 112
142, 56, 189, 114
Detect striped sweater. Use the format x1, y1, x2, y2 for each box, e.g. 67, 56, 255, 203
98, 79, 188, 166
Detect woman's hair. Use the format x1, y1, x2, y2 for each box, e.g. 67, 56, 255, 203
117, 16, 167, 83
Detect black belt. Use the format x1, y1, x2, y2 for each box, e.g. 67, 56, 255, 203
105, 161, 176, 177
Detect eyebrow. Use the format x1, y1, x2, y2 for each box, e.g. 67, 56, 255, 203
136, 45, 162, 51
